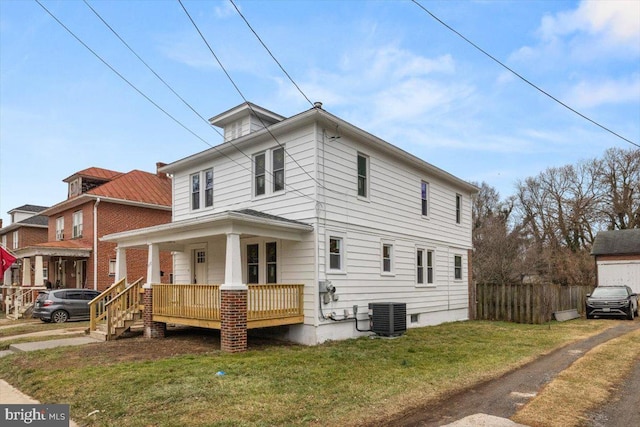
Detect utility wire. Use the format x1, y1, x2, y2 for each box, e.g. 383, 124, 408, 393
34, 0, 214, 150
178, 0, 326, 193
228, 0, 314, 108
82, 0, 255, 170
411, 0, 639, 149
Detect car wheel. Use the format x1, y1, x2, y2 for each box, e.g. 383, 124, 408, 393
51, 310, 69, 323
586, 313, 593, 319
627, 307, 634, 321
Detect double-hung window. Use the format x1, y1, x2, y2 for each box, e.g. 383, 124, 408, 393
329, 237, 343, 271
454, 255, 462, 280
266, 242, 277, 283
191, 173, 200, 210
72, 211, 83, 238
56, 217, 64, 240
382, 242, 394, 274
357, 153, 368, 198
421, 181, 429, 216
191, 168, 214, 210
12, 231, 18, 249
254, 147, 285, 197
247, 244, 259, 284
417, 249, 434, 285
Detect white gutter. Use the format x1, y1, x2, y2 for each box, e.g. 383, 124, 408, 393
93, 197, 101, 290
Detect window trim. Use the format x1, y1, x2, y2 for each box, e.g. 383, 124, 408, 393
421, 181, 429, 217
456, 193, 462, 224
416, 247, 436, 287
454, 254, 463, 280
327, 233, 346, 274
108, 259, 116, 276
12, 230, 18, 249
357, 153, 369, 199
381, 241, 395, 276
190, 168, 214, 211
266, 241, 278, 284
253, 147, 286, 198
56, 216, 64, 241
72, 211, 83, 239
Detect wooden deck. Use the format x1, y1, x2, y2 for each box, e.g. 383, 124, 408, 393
152, 283, 304, 329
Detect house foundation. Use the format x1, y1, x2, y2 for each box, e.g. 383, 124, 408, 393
220, 288, 248, 353
143, 286, 166, 338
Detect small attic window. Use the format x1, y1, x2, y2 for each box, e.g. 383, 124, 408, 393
69, 178, 81, 197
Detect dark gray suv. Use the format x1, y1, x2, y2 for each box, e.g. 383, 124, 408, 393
585, 286, 638, 320
32, 289, 101, 323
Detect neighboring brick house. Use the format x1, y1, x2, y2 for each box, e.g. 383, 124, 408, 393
1, 205, 49, 287
12, 165, 173, 291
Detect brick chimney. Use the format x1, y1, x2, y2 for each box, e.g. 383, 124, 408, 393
156, 162, 169, 179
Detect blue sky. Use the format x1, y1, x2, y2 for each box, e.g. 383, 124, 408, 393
1, 0, 639, 226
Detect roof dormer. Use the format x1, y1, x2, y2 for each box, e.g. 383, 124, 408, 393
63, 167, 122, 199
209, 102, 285, 142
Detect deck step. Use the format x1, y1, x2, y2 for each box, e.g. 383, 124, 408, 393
89, 330, 108, 341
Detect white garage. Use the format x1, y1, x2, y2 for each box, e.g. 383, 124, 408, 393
592, 229, 640, 294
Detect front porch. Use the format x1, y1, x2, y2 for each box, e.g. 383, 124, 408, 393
88, 277, 305, 351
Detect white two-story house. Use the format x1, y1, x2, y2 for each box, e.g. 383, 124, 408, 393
103, 102, 477, 346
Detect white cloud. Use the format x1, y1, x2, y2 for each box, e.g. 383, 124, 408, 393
566, 74, 640, 108
214, 1, 237, 19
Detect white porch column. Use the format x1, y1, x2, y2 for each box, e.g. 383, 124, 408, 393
146, 243, 161, 285
222, 232, 246, 289
115, 247, 127, 282
34, 256, 44, 287
21, 258, 31, 286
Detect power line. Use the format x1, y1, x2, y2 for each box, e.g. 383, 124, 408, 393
228, 0, 314, 108
178, 0, 326, 192
411, 0, 639, 149
34, 0, 214, 150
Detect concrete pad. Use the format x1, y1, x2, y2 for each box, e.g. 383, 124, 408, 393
554, 309, 581, 322
443, 413, 528, 427
9, 337, 100, 353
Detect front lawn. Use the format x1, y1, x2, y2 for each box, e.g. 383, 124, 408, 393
0, 320, 613, 426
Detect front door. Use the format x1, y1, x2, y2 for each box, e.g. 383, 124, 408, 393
193, 249, 207, 284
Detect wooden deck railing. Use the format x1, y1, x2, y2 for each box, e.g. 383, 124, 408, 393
151, 283, 304, 329
89, 277, 127, 332
103, 278, 144, 336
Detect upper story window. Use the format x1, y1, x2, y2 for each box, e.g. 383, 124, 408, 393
272, 147, 285, 192
1, 234, 6, 248
254, 147, 285, 197
191, 168, 214, 211
12, 230, 18, 249
357, 153, 368, 198
421, 181, 429, 216
454, 255, 462, 280
56, 217, 64, 241
191, 173, 200, 210
72, 210, 83, 238
456, 194, 462, 224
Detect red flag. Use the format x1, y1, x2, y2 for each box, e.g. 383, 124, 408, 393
1, 246, 17, 275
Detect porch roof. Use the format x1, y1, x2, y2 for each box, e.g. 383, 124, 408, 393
101, 209, 314, 250
14, 240, 92, 258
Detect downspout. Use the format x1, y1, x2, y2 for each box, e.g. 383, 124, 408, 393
93, 197, 101, 290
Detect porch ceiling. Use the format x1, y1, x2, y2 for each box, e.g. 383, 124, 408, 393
101, 209, 314, 251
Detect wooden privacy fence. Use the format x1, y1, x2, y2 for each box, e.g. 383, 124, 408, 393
475, 283, 594, 324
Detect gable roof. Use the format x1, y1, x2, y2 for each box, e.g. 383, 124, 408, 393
591, 229, 640, 256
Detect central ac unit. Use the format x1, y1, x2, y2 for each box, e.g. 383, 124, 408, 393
369, 302, 407, 337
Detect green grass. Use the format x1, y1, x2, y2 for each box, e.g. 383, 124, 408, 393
0, 320, 613, 426
0, 320, 89, 338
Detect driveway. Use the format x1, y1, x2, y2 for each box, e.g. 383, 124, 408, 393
380, 321, 640, 426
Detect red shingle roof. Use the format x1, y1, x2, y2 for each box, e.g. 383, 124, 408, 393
87, 170, 172, 206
